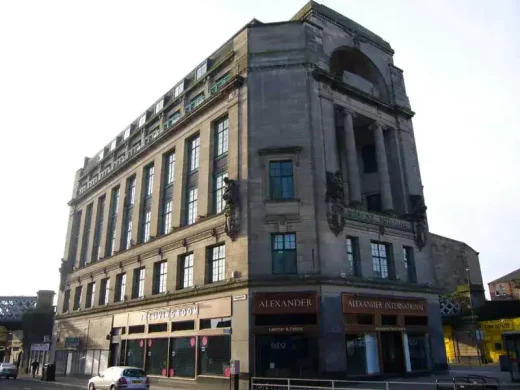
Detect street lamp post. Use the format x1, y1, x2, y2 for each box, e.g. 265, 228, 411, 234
466, 267, 482, 366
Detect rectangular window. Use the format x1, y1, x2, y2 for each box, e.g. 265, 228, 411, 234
106, 187, 120, 257
141, 210, 151, 243
153, 261, 168, 294
128, 176, 136, 206
272, 233, 297, 275
133, 268, 145, 299
189, 136, 200, 172
161, 200, 172, 235
115, 273, 126, 302
68, 211, 82, 264
92, 196, 106, 262
403, 246, 417, 283
165, 152, 175, 185
174, 81, 184, 98
123, 127, 131, 140
371, 242, 390, 279
186, 187, 198, 225
214, 172, 228, 214
99, 278, 110, 305
210, 245, 226, 283
181, 254, 194, 289
196, 62, 207, 80
62, 290, 71, 313
155, 99, 164, 113
215, 117, 229, 157
138, 114, 146, 128
145, 164, 155, 197
85, 282, 95, 309
346, 237, 361, 277
80, 203, 93, 266
125, 220, 133, 249
198, 336, 231, 376
73, 286, 82, 310
122, 177, 136, 250
269, 161, 294, 200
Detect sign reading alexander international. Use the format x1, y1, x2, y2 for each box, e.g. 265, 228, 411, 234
342, 294, 427, 315
253, 291, 318, 315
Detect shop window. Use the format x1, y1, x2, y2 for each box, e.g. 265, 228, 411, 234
149, 323, 168, 333
345, 333, 380, 375
200, 317, 231, 329
381, 315, 397, 326
404, 316, 428, 327
126, 340, 145, 369
172, 320, 195, 331
255, 334, 319, 378
198, 335, 231, 376
128, 325, 145, 334
406, 333, 429, 371
170, 337, 196, 378
145, 338, 168, 376
357, 314, 374, 325
271, 233, 297, 275
255, 314, 317, 326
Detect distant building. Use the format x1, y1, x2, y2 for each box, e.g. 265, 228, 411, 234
489, 269, 520, 301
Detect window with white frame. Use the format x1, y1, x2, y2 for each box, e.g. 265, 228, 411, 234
186, 188, 198, 225
142, 210, 151, 243
153, 261, 167, 294
165, 152, 175, 185
73, 286, 82, 310
214, 172, 228, 214
99, 278, 110, 305
215, 116, 229, 156
181, 254, 194, 288
86, 282, 95, 309
210, 245, 226, 283
196, 62, 207, 80
145, 164, 154, 197
371, 242, 389, 279
346, 237, 361, 277
133, 268, 145, 298
138, 114, 146, 128
155, 99, 164, 113
99, 149, 105, 161
115, 273, 126, 302
123, 127, 131, 140
110, 139, 117, 151
174, 81, 184, 98
162, 200, 172, 235
189, 136, 200, 172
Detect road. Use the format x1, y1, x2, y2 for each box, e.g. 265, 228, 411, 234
0, 378, 73, 390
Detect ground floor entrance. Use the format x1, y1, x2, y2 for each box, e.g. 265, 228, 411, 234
380, 331, 405, 374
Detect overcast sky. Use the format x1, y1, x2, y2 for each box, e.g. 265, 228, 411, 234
0, 0, 518, 297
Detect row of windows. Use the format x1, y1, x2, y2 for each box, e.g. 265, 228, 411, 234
73, 116, 231, 267
63, 244, 226, 313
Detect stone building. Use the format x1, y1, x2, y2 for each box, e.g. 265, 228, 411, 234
51, 1, 473, 386
488, 269, 520, 301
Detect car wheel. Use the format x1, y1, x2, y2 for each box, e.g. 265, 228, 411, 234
89, 383, 95, 390
13, 376, 17, 380
110, 385, 116, 390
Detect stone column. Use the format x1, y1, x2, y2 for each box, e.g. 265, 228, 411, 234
372, 122, 394, 212
343, 110, 362, 205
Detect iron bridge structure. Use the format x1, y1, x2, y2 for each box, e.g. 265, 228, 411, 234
0, 296, 37, 327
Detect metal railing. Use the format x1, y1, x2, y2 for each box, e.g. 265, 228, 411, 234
251, 376, 519, 390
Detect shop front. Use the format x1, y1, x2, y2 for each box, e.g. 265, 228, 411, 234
342, 293, 431, 376
114, 296, 232, 380
253, 291, 319, 378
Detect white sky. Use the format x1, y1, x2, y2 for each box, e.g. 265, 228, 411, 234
0, 0, 518, 297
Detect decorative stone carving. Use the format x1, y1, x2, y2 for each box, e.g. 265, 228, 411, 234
59, 258, 74, 292
223, 178, 240, 240
404, 195, 428, 250
326, 171, 345, 236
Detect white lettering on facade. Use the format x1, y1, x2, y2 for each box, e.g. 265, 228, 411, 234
347, 299, 425, 312
258, 298, 313, 309
141, 305, 199, 322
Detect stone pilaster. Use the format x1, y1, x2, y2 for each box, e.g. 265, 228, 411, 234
344, 110, 362, 205
372, 122, 394, 212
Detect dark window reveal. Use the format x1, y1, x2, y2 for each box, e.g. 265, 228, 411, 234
128, 325, 145, 334
149, 323, 168, 333
404, 316, 428, 327
366, 193, 382, 213
200, 317, 231, 329
362, 144, 377, 173
381, 315, 397, 326
172, 321, 195, 331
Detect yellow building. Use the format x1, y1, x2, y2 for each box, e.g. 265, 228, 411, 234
480, 318, 520, 363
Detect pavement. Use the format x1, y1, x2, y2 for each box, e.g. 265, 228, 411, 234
1, 365, 519, 390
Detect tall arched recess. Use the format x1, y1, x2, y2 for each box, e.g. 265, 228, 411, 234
330, 46, 390, 104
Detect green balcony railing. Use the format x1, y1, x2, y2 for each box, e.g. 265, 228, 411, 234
210, 73, 231, 95
164, 114, 181, 130
185, 95, 205, 113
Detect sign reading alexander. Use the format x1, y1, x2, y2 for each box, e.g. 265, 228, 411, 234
342, 294, 427, 315
253, 291, 318, 315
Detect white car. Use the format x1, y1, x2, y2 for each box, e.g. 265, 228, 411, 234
0, 363, 18, 379
88, 366, 149, 390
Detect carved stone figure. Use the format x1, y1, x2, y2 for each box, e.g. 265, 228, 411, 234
407, 195, 428, 250
325, 171, 345, 235
223, 178, 240, 240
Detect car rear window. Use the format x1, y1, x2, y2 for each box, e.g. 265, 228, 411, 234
123, 369, 146, 377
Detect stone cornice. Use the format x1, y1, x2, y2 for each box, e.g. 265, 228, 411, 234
68, 76, 245, 206
312, 68, 415, 119
57, 275, 442, 320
